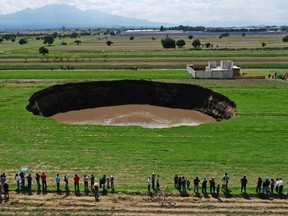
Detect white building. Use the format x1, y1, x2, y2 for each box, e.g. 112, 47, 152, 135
186, 60, 240, 79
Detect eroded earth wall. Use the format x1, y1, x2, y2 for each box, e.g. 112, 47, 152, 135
26, 80, 236, 120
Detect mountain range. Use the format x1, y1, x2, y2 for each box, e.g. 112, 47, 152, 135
0, 4, 168, 30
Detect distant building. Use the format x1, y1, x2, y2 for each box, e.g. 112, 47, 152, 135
186, 60, 240, 79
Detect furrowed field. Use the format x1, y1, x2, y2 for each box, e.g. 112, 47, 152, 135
0, 31, 288, 215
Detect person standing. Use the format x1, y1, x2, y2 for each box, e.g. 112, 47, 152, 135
174, 175, 178, 189
64, 174, 69, 191
156, 175, 160, 191
181, 176, 187, 193
151, 173, 156, 191
223, 173, 230, 190
90, 174, 95, 190
3, 181, 9, 199
94, 183, 99, 202
107, 177, 110, 190
256, 177, 262, 193
35, 173, 41, 191
15, 173, 21, 191
194, 176, 200, 193
209, 177, 215, 194
40, 172, 47, 190
278, 178, 284, 194
20, 172, 25, 188
187, 179, 191, 190
263, 179, 269, 195
74, 174, 80, 191
270, 179, 275, 194
240, 175, 248, 193
202, 177, 207, 194
147, 177, 151, 192
83, 175, 89, 190
110, 175, 115, 193
222, 177, 227, 190
55, 174, 61, 192
27, 174, 32, 190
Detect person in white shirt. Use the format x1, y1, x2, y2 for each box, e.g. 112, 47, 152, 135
15, 173, 21, 191
147, 177, 151, 192
278, 178, 284, 194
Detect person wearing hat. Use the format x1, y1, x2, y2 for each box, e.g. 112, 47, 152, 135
94, 183, 99, 202
209, 177, 215, 194
240, 175, 248, 193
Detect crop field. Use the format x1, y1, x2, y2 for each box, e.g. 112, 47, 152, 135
0, 32, 288, 215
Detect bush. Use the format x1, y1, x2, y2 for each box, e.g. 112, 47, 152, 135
192, 39, 201, 48
161, 37, 176, 48
282, 35, 288, 42
176, 39, 186, 48
19, 38, 28, 45
106, 40, 113, 46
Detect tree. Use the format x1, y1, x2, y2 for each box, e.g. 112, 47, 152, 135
0, 38, 3, 43
282, 35, 288, 42
39, 46, 49, 55
52, 32, 58, 38
19, 38, 28, 45
70, 32, 79, 38
205, 42, 211, 48
129, 36, 135, 40
74, 40, 82, 45
219, 32, 230, 39
160, 25, 164, 32
242, 33, 246, 37
188, 35, 194, 40
106, 40, 113, 46
161, 37, 176, 48
262, 42, 266, 47
43, 35, 55, 46
192, 39, 201, 48
152, 37, 156, 41
176, 39, 186, 48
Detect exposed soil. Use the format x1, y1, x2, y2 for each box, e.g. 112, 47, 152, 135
27, 80, 237, 121
51, 105, 216, 128
1, 192, 288, 215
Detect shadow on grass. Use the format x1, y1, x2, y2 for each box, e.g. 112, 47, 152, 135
179, 190, 189, 197
242, 192, 250, 200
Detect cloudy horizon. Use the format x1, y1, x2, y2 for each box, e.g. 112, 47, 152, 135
1, 0, 287, 26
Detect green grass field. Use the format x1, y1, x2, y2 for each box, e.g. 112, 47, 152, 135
0, 33, 288, 195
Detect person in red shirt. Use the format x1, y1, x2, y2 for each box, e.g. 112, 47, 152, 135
209, 177, 215, 194
40, 172, 47, 190
74, 174, 80, 191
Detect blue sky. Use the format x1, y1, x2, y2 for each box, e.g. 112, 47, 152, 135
1, 0, 287, 26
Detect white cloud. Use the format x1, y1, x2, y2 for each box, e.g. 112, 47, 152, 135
0, 0, 287, 25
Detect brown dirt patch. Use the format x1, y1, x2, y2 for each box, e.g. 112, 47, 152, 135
51, 105, 216, 128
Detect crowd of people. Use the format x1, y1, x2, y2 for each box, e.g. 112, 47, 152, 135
1, 171, 287, 202
171, 173, 285, 197
0, 172, 115, 202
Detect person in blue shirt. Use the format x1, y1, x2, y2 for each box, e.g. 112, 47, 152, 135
55, 174, 61, 192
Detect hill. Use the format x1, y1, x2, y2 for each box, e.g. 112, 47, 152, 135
0, 4, 165, 30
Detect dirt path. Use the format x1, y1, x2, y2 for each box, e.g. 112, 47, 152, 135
1, 192, 287, 215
